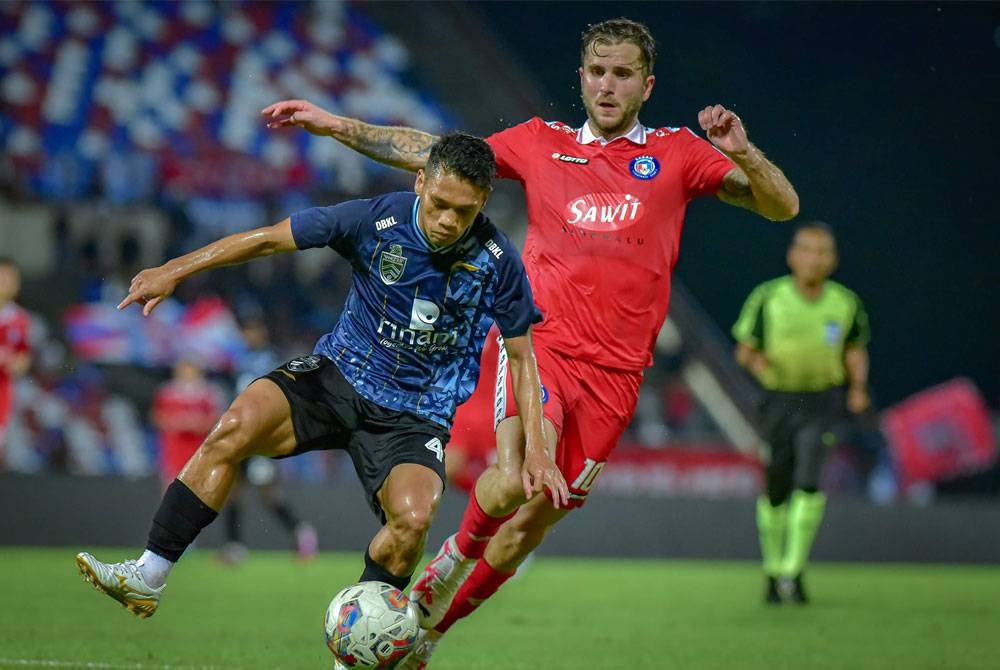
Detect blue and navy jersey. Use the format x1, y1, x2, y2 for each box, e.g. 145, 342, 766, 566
291, 191, 541, 428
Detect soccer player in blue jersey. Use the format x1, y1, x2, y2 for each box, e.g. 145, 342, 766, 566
74, 132, 569, 619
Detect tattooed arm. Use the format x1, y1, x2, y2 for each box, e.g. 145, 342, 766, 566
262, 99, 438, 172
698, 104, 799, 221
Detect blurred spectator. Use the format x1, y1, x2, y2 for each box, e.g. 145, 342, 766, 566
0, 256, 33, 468
151, 357, 226, 489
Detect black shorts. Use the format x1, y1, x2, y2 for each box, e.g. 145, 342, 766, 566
263, 354, 449, 522
757, 385, 847, 491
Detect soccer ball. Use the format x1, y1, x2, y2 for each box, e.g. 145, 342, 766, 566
324, 581, 420, 669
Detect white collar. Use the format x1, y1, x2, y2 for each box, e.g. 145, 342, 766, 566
577, 120, 647, 146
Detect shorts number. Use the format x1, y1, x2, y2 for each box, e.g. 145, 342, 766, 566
424, 437, 444, 463
570, 458, 605, 493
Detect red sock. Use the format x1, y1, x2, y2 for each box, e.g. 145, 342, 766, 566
454, 494, 515, 559
434, 558, 514, 634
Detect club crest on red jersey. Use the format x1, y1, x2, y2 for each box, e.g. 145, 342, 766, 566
629, 155, 660, 180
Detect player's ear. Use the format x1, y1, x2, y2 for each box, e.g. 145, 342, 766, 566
643, 74, 655, 102
414, 169, 425, 195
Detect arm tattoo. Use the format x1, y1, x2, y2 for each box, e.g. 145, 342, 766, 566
343, 123, 438, 172
718, 144, 798, 221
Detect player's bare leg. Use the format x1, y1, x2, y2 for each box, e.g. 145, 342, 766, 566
177, 379, 298, 508
410, 414, 555, 626
399, 493, 572, 669
76, 379, 297, 617
364, 463, 444, 588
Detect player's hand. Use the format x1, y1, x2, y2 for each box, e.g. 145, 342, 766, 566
521, 448, 570, 509
698, 104, 750, 155
118, 266, 178, 316
847, 386, 871, 414
261, 99, 346, 137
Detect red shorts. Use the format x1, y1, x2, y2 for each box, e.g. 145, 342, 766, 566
447, 330, 501, 492
497, 340, 642, 507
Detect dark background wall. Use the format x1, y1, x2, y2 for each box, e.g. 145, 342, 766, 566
4, 473, 998, 563
458, 1, 999, 408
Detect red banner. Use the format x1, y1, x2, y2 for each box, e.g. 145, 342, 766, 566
599, 443, 762, 498
881, 378, 997, 485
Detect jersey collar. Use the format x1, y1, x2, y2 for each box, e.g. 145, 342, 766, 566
411, 196, 472, 253
577, 120, 647, 146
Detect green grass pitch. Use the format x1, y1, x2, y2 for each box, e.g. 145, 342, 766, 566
1, 547, 997, 669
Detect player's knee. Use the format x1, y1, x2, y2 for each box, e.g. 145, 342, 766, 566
201, 408, 253, 462
386, 496, 437, 539
492, 469, 528, 509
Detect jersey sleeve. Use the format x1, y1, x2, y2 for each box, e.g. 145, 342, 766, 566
489, 240, 542, 338
732, 283, 767, 348
487, 119, 539, 182
290, 199, 370, 257
845, 294, 871, 347
680, 127, 736, 200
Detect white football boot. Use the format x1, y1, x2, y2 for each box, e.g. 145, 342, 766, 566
408, 533, 475, 629
75, 552, 164, 618
395, 628, 440, 670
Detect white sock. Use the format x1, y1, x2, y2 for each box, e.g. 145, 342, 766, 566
136, 550, 174, 588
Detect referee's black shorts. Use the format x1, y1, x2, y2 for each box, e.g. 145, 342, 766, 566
262, 354, 450, 522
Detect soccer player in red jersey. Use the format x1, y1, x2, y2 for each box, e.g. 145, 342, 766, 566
0, 257, 32, 467
264, 17, 799, 666
151, 358, 226, 489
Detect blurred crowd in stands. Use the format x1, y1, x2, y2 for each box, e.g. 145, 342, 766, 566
1, 1, 995, 500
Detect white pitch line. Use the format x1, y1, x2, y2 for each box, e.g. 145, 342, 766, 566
0, 659, 238, 670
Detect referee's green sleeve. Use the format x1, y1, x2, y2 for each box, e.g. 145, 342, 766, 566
845, 294, 871, 346
732, 284, 767, 347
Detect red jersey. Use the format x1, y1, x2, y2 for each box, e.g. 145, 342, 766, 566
152, 378, 225, 481
0, 303, 31, 424
487, 118, 734, 370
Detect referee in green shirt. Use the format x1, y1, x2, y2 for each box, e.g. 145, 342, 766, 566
732, 221, 870, 604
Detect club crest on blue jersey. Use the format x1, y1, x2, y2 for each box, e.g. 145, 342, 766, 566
379, 243, 407, 284
629, 155, 660, 180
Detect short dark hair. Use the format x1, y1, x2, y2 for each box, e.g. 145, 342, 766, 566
425, 132, 495, 191
792, 220, 837, 248
0, 256, 19, 271
581, 18, 657, 77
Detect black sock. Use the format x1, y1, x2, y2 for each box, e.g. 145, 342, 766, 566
360, 548, 411, 591
146, 480, 219, 562
226, 504, 242, 543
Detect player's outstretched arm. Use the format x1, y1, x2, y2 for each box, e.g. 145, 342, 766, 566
262, 99, 438, 173
698, 104, 800, 221
503, 332, 570, 508
118, 220, 298, 316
